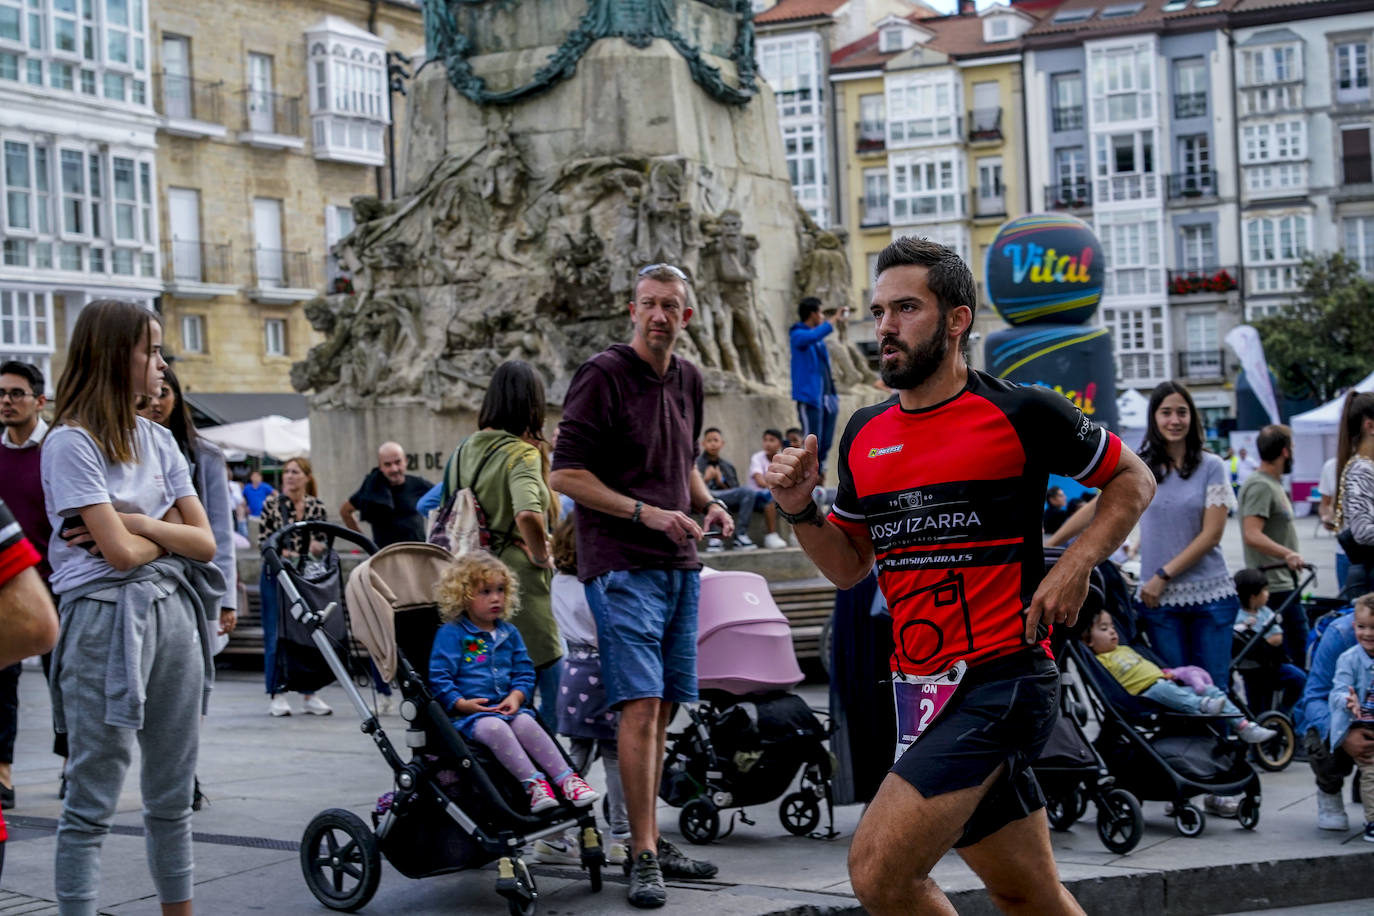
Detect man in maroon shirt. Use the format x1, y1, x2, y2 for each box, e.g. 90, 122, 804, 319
768, 239, 1154, 916
0, 360, 53, 809
552, 264, 733, 909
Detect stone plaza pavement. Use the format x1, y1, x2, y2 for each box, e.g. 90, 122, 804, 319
0, 517, 1371, 915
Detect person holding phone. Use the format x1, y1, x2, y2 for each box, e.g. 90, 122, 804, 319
41, 299, 222, 916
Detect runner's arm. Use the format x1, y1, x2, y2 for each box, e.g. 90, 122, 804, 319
767, 434, 874, 588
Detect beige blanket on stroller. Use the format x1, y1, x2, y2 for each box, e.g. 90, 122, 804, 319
345, 542, 454, 683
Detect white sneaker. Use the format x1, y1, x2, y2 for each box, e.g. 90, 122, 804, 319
1199, 696, 1227, 715
268, 695, 293, 717
302, 695, 333, 716
531, 833, 581, 865
1317, 789, 1350, 831
607, 841, 630, 866
1204, 794, 1240, 818
378, 695, 394, 716
706, 538, 723, 553
1237, 721, 1277, 744
763, 532, 787, 549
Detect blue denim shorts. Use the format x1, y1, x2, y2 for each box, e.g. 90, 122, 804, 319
584, 569, 700, 708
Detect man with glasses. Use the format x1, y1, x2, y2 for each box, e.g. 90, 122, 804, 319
552, 263, 734, 909
0, 361, 53, 809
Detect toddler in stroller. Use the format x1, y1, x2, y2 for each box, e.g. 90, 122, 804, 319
429, 551, 598, 812
288, 526, 604, 916
659, 570, 835, 844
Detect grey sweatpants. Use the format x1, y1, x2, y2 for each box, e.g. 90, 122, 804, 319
54, 586, 203, 915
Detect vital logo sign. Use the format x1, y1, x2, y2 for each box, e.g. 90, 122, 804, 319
1029, 380, 1098, 416
1002, 243, 1093, 285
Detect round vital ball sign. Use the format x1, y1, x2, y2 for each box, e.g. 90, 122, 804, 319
985, 213, 1105, 327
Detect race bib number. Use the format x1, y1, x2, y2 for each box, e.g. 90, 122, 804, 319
893, 661, 967, 763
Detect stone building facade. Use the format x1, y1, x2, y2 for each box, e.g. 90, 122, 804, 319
149, 0, 422, 395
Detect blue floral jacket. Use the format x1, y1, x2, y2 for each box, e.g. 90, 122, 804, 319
429, 616, 537, 738
1329, 643, 1374, 751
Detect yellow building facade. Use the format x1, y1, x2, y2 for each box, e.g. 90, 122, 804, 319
149, 0, 422, 396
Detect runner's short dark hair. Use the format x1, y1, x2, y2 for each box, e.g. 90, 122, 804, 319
0, 360, 43, 393
875, 236, 976, 357
798, 297, 822, 322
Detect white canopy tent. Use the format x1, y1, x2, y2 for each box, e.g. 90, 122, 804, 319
1290, 369, 1374, 491
199, 415, 311, 460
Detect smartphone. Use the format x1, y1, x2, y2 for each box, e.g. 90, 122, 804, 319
59, 514, 85, 535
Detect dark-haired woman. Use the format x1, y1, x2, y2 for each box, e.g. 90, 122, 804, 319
1335, 391, 1374, 600
139, 366, 238, 642
438, 361, 562, 715
1134, 381, 1239, 687
41, 300, 221, 916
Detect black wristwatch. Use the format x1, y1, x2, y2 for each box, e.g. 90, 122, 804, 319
777, 500, 824, 527
1155, 567, 1172, 581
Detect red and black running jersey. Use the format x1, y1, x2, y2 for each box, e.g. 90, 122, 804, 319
829, 370, 1123, 677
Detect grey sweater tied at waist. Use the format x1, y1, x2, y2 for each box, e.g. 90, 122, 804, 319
51, 556, 226, 732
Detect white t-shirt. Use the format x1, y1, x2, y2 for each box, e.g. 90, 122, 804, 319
42, 418, 196, 594
551, 571, 598, 648
1322, 456, 1344, 557
748, 450, 771, 489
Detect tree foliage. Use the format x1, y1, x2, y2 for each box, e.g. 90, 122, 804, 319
1252, 252, 1374, 402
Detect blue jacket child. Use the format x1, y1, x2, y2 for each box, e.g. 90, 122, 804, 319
429, 614, 537, 740
1329, 641, 1374, 752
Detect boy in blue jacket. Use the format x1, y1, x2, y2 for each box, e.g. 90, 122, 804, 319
1329, 595, 1374, 841
789, 297, 845, 480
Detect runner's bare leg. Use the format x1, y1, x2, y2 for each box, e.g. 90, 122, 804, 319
957, 808, 1084, 916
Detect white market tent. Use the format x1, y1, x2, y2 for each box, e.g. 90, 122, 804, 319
198, 415, 311, 460
1290, 369, 1374, 490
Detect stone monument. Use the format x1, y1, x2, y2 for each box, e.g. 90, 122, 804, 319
295, 0, 869, 501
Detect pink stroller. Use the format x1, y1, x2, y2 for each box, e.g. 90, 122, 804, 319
659, 570, 835, 844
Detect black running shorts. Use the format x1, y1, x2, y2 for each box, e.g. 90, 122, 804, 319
891, 650, 1059, 848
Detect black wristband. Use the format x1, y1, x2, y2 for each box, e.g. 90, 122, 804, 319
777, 500, 823, 527
631, 500, 644, 524
1155, 567, 1172, 581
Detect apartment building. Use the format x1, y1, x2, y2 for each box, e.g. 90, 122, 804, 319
1023, 0, 1244, 422
752, 0, 934, 229
0, 0, 164, 385
830, 3, 1033, 365
149, 0, 422, 398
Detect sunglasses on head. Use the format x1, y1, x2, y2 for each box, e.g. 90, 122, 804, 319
637, 263, 688, 281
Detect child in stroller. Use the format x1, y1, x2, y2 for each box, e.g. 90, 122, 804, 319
429, 551, 598, 813
1232, 567, 1306, 718
1084, 609, 1277, 744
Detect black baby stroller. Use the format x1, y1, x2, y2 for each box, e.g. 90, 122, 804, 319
1056, 552, 1264, 838
659, 570, 836, 845
265, 525, 604, 915
1034, 557, 1145, 854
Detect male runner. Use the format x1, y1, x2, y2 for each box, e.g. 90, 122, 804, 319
767, 237, 1153, 915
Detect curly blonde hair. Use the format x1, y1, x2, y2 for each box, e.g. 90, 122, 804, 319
435, 551, 520, 624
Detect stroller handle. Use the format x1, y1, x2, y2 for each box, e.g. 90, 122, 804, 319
260, 521, 378, 576
1254, 562, 1317, 591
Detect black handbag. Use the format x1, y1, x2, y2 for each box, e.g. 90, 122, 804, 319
1338, 528, 1374, 566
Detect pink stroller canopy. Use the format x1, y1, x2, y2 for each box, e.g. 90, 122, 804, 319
697, 570, 804, 694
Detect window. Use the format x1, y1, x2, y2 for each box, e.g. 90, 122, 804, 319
1102, 2, 1144, 17
0, 0, 147, 102
1241, 46, 1297, 86
758, 34, 823, 120
0, 291, 53, 375
1182, 312, 1221, 377
1052, 8, 1096, 24
1343, 126, 1372, 184
1051, 72, 1083, 131
858, 93, 884, 146
985, 16, 1011, 42
264, 318, 286, 356
1335, 41, 1370, 104
890, 153, 963, 222
1090, 44, 1154, 123
886, 73, 958, 145
306, 24, 390, 163
325, 202, 355, 288
180, 314, 204, 354
783, 123, 827, 225
1344, 215, 1374, 276
1245, 214, 1308, 292
247, 52, 274, 133
1173, 57, 1206, 118
1094, 131, 1157, 201
1180, 224, 1215, 270
1179, 134, 1210, 174
861, 168, 888, 225
977, 157, 1004, 215
879, 26, 908, 54
4, 140, 31, 231
1104, 305, 1167, 382
1098, 213, 1161, 296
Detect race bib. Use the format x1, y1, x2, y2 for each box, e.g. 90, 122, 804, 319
893, 660, 967, 763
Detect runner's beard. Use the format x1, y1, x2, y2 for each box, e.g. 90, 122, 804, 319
880, 319, 949, 390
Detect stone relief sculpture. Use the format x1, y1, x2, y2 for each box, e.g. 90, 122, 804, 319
797, 222, 873, 388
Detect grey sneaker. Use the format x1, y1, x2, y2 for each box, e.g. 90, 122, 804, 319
1317, 789, 1350, 831
627, 851, 666, 909
733, 533, 758, 551
656, 837, 718, 879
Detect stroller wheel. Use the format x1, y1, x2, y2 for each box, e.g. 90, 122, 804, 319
1046, 787, 1088, 832
1094, 789, 1144, 854
496, 856, 537, 916
1174, 803, 1205, 838
779, 791, 821, 837
1238, 795, 1261, 830
1250, 711, 1296, 772
300, 808, 382, 912
680, 798, 720, 845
